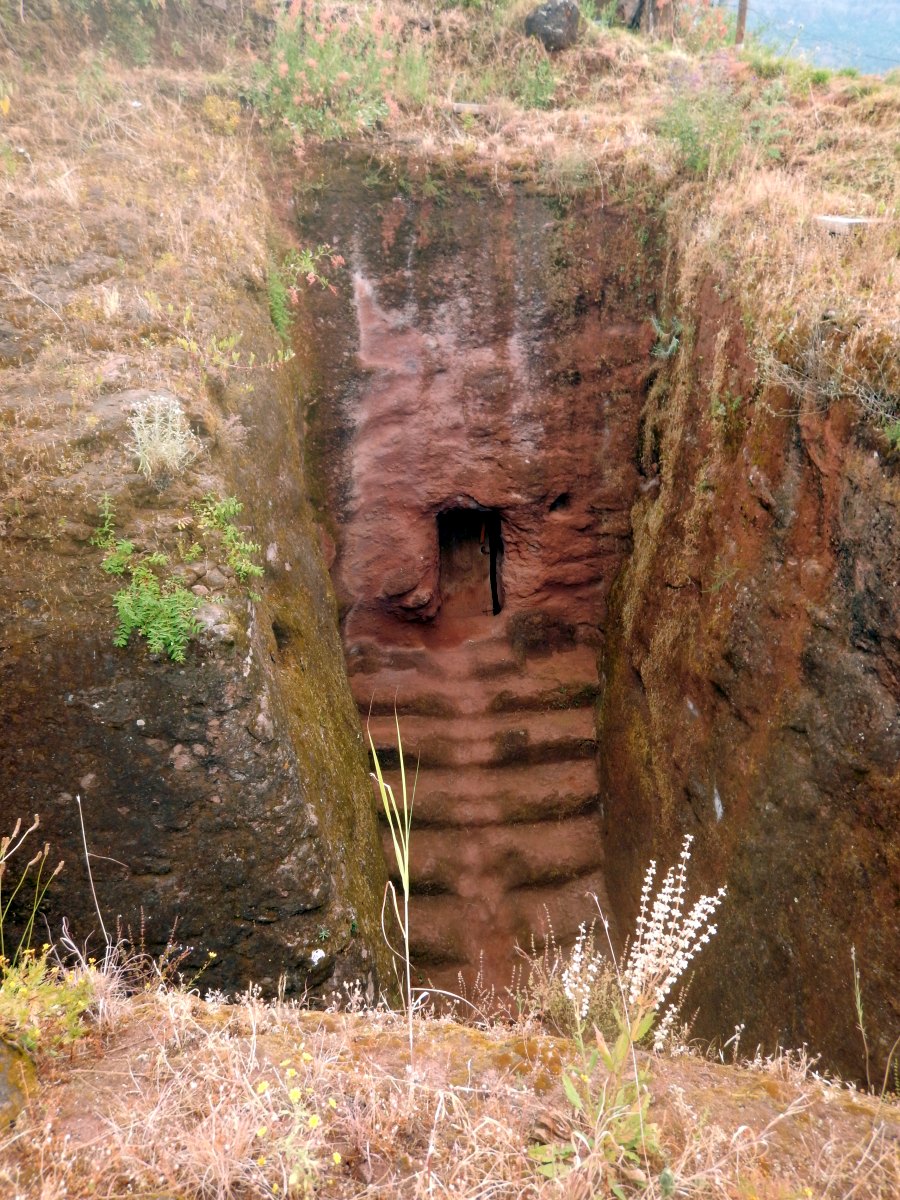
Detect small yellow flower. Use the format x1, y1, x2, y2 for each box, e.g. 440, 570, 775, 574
285, 1067, 297, 1078
308, 1114, 320, 1129
289, 1087, 302, 1103
256, 1125, 268, 1138
332, 1152, 342, 1165
327, 1097, 337, 1109
256, 1155, 267, 1166
301, 1051, 313, 1062
280, 1058, 292, 1068
273, 1185, 280, 1195
256, 1080, 269, 1095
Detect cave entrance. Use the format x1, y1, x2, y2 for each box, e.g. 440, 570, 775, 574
437, 508, 504, 618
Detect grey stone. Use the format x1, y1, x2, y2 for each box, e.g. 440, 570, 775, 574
524, 1, 580, 51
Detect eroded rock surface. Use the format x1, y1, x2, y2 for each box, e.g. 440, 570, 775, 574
598, 285, 899, 1079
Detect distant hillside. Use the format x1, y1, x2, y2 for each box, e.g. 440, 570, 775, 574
741, 0, 900, 73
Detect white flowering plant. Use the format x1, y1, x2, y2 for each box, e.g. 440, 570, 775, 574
127, 394, 200, 483
621, 834, 725, 1052
531, 835, 726, 1191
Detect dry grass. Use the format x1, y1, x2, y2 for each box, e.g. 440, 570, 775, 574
1, 973, 897, 1199
0, 54, 270, 524
669, 165, 900, 403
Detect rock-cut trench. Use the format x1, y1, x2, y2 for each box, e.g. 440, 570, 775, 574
302, 155, 898, 1080
302, 155, 654, 995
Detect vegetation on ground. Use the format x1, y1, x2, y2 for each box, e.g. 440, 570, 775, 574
110, 560, 203, 662
0, 817, 87, 1056
127, 393, 201, 482
1, 813, 896, 1198
193, 493, 265, 583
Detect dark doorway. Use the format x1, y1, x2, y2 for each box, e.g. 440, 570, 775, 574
437, 508, 504, 617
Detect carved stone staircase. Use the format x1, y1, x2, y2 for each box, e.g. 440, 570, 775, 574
347, 614, 610, 995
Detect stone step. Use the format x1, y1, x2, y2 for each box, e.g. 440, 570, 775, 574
382, 813, 604, 896
377, 760, 600, 826
366, 707, 597, 769
405, 866, 612, 993
356, 635, 597, 680
353, 643, 600, 719
346, 631, 517, 683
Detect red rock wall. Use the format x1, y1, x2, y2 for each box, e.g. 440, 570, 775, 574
598, 280, 899, 1079
302, 158, 656, 990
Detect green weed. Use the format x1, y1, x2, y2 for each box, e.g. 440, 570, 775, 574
0, 816, 87, 1056
267, 245, 346, 341
112, 562, 202, 662
67, 0, 162, 64
193, 493, 264, 582
101, 538, 136, 576
90, 492, 117, 550
513, 44, 556, 110
741, 41, 789, 80
397, 42, 431, 108
804, 67, 832, 87
747, 83, 790, 161
658, 87, 743, 177
0, 138, 19, 177
282, 244, 345, 294
93, 493, 263, 661
0, 948, 92, 1054
586, 2, 621, 28
93, 503, 200, 662
258, 2, 430, 140
267, 263, 293, 342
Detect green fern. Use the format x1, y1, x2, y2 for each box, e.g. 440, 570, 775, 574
112, 563, 202, 663
193, 493, 264, 581
101, 538, 136, 576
